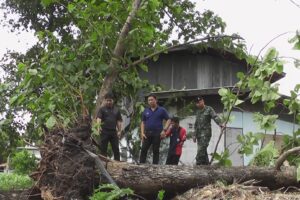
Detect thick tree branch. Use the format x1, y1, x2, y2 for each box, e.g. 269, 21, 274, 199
94, 0, 142, 117
275, 146, 300, 170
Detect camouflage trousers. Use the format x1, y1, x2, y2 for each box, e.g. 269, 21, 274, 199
195, 129, 212, 165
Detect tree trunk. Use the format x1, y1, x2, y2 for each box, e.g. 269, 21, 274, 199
94, 0, 142, 116
105, 161, 299, 197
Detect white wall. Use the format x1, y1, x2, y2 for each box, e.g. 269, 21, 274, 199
178, 111, 299, 166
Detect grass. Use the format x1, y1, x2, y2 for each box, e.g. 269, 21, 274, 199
0, 173, 34, 191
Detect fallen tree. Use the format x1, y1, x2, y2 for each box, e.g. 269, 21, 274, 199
32, 125, 300, 200
106, 162, 299, 197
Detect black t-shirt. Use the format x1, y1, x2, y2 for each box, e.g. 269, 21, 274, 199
97, 106, 122, 131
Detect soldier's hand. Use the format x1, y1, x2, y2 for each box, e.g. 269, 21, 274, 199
192, 136, 197, 143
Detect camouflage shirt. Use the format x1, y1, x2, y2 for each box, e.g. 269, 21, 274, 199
194, 106, 221, 132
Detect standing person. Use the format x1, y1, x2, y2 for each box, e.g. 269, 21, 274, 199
139, 94, 171, 164
193, 96, 224, 165
161, 117, 187, 165
96, 93, 123, 161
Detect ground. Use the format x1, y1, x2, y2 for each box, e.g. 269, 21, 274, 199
174, 183, 300, 200
1, 184, 300, 200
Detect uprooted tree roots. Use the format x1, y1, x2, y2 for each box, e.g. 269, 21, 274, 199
32, 121, 101, 200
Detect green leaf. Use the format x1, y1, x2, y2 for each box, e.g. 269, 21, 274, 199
17, 63, 26, 72
149, 0, 160, 9
224, 159, 232, 167
263, 48, 278, 62
46, 116, 56, 129
275, 63, 283, 74
48, 104, 55, 112
28, 69, 38, 76
213, 152, 221, 160
234, 99, 244, 106
236, 72, 245, 80
67, 3, 76, 12
218, 88, 228, 96
157, 190, 165, 200
139, 64, 148, 72
41, 0, 53, 8
9, 95, 19, 105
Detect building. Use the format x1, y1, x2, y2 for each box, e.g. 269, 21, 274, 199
139, 45, 299, 166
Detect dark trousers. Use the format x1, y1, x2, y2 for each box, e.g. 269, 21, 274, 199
139, 133, 161, 164
166, 154, 180, 165
99, 130, 120, 161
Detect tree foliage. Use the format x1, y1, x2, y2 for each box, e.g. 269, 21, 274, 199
216, 31, 300, 170
0, 0, 236, 160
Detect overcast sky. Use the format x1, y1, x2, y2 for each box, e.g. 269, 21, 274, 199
0, 0, 299, 95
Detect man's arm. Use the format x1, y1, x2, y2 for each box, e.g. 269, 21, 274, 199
96, 108, 103, 133
96, 117, 102, 133
210, 107, 222, 127
163, 119, 171, 131
117, 120, 122, 138
140, 121, 146, 141
116, 109, 123, 138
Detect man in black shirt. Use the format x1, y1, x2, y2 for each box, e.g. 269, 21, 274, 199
96, 93, 123, 161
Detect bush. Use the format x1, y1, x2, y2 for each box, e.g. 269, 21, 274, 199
89, 184, 133, 200
0, 173, 34, 191
10, 150, 37, 175
249, 141, 278, 167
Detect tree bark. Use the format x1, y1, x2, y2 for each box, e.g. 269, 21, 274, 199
104, 161, 300, 197
275, 146, 300, 170
94, 0, 142, 117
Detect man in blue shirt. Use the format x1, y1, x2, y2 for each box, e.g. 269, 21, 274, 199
139, 94, 171, 164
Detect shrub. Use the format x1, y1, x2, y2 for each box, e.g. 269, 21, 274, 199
10, 150, 37, 175
89, 184, 133, 200
249, 141, 278, 166
0, 173, 34, 191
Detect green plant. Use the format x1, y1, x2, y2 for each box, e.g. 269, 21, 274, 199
10, 150, 38, 175
157, 189, 165, 200
0, 173, 34, 191
89, 184, 133, 200
212, 148, 232, 167
237, 132, 263, 155
249, 141, 278, 167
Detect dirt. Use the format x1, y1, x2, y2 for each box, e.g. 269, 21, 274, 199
0, 187, 42, 200
173, 182, 300, 200
32, 118, 101, 200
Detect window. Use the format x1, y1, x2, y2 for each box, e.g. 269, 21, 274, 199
188, 123, 193, 129
225, 127, 244, 166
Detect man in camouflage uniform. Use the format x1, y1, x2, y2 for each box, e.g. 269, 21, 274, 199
193, 96, 224, 165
